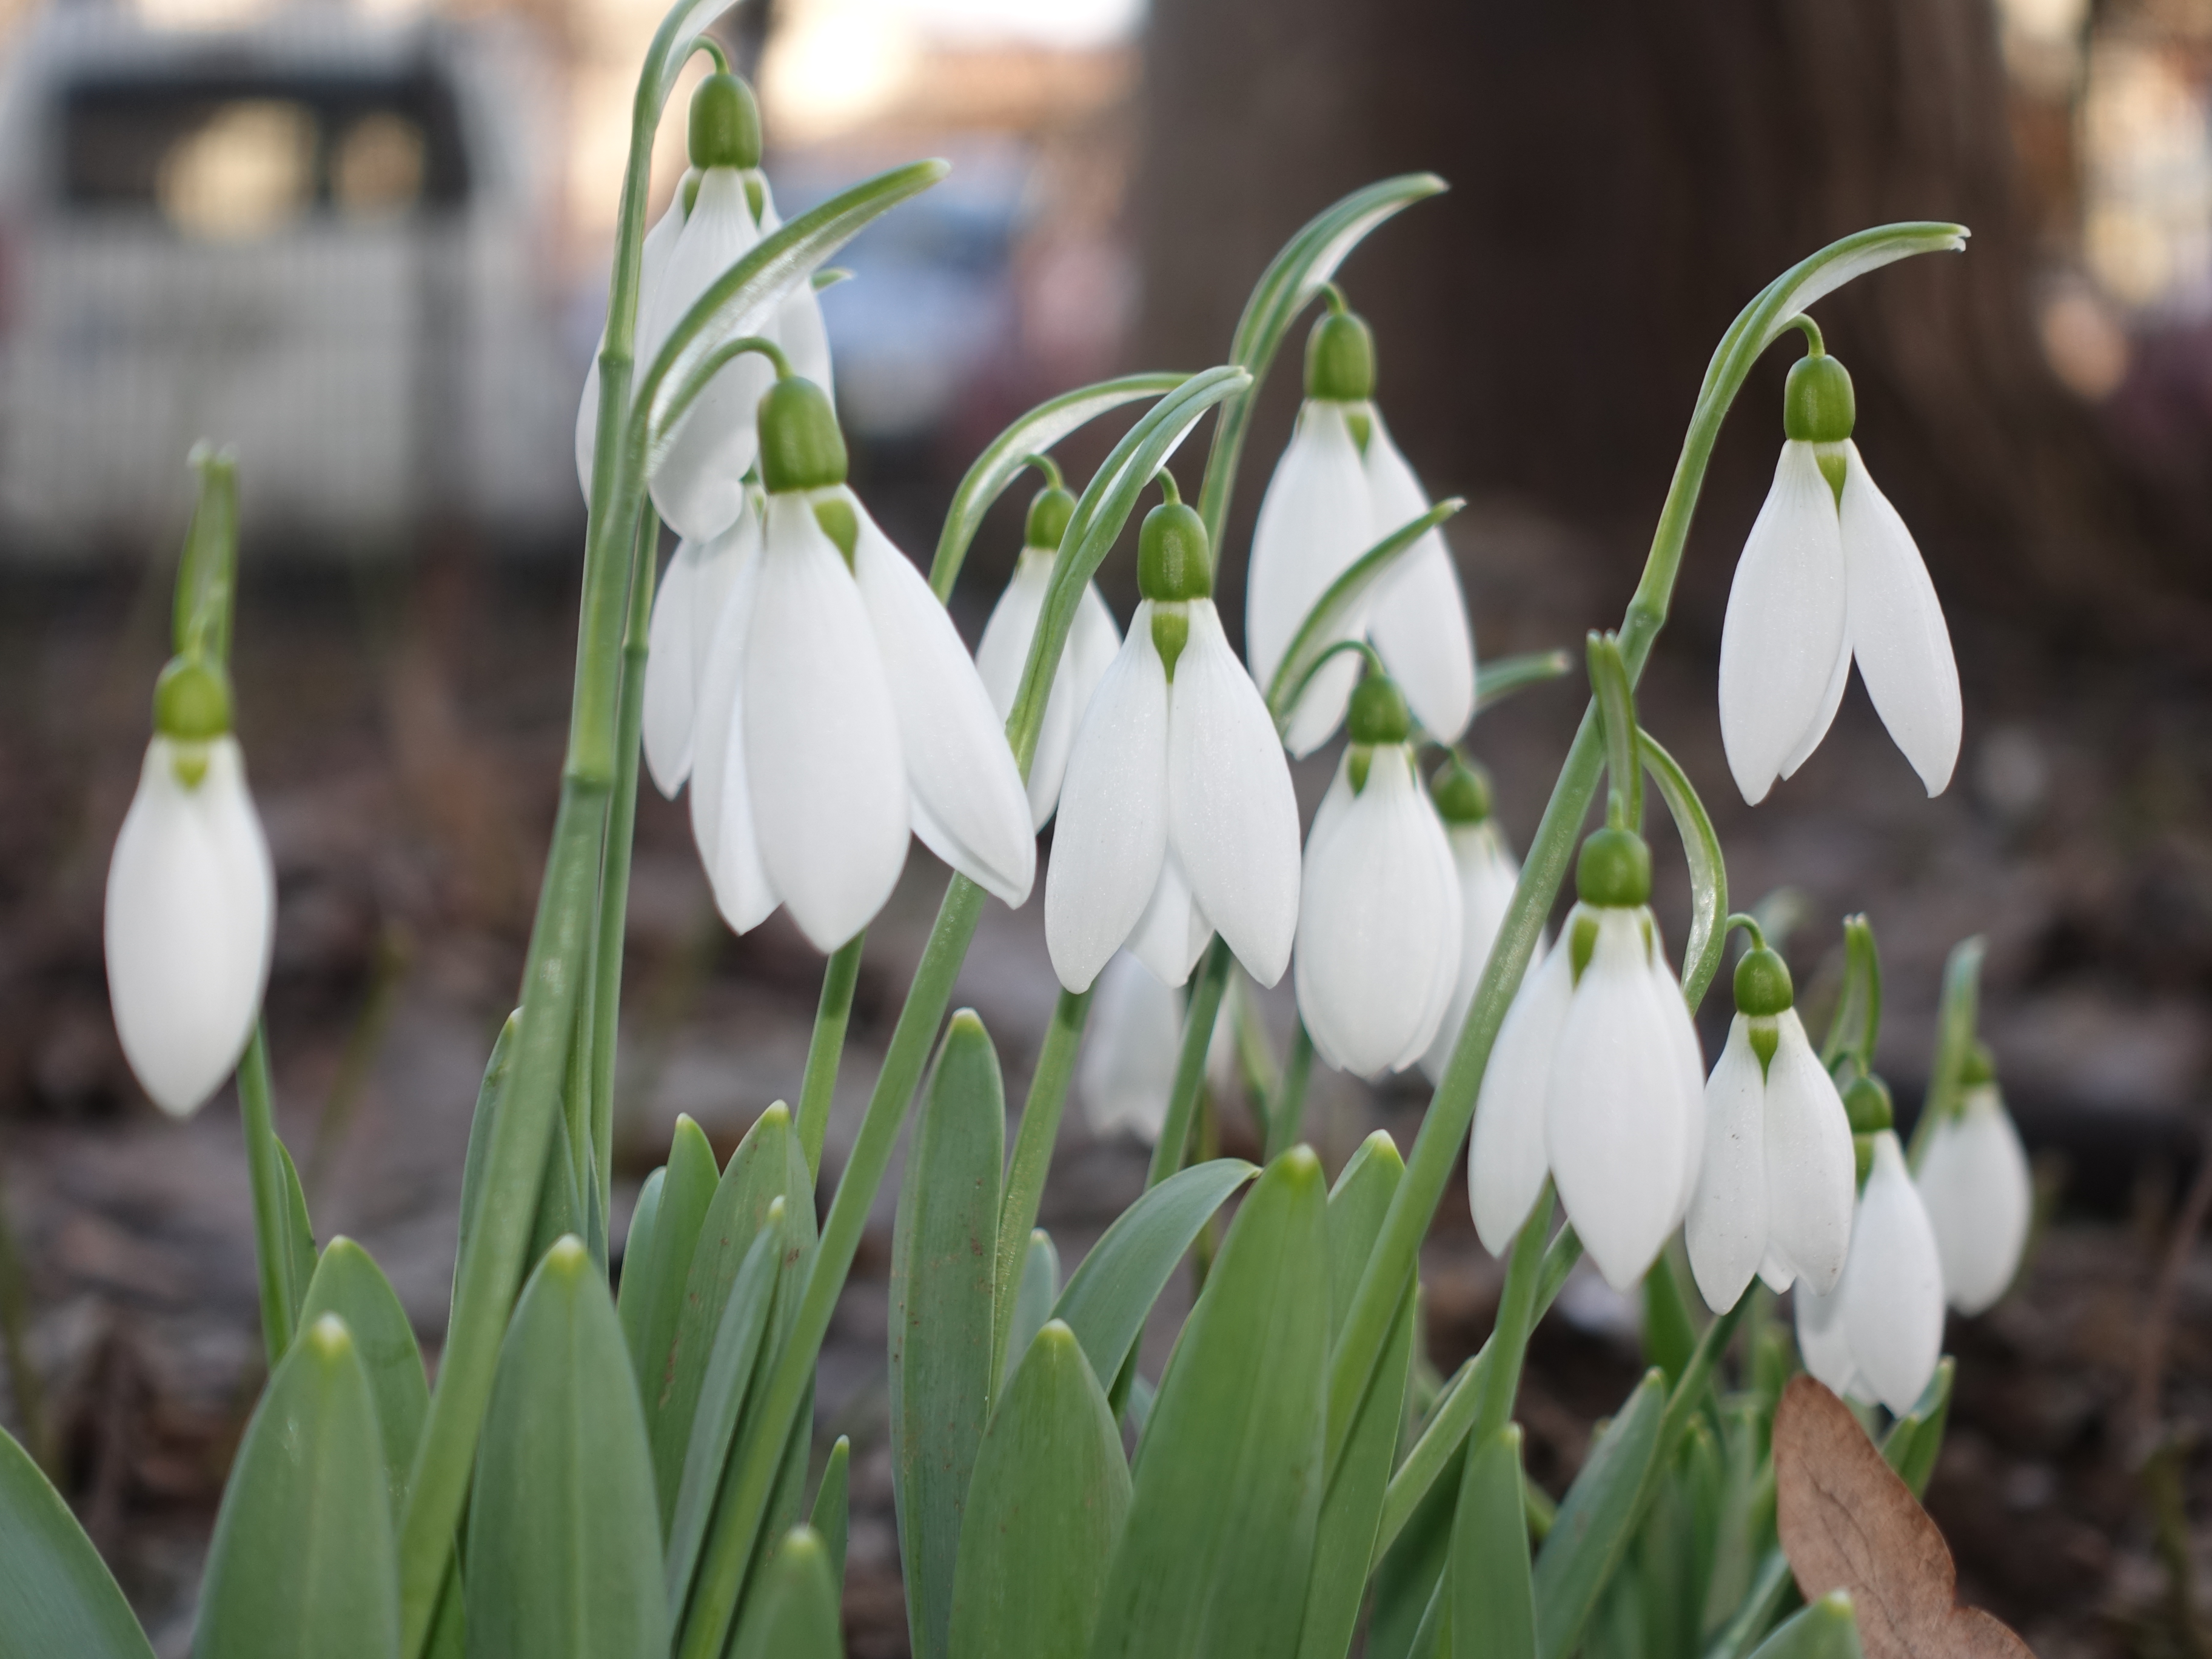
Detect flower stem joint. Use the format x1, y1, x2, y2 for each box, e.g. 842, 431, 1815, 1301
1575, 826, 1651, 910
1025, 481, 1076, 552
1139, 474, 1212, 679
1428, 755, 1493, 825
688, 72, 762, 172
1845, 1071, 1895, 1182
1305, 297, 1375, 404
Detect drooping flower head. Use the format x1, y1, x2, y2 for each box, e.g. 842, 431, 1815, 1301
1420, 756, 1539, 1083
1077, 950, 1241, 1144
1246, 292, 1476, 756
1685, 930, 1856, 1312
1915, 1040, 2032, 1316
1293, 668, 1461, 1079
974, 463, 1121, 829
1045, 475, 1301, 994
1719, 341, 1961, 803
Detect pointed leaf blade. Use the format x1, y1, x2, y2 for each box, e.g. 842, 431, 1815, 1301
0, 1426, 156, 1659
1531, 1369, 1667, 1659
299, 1238, 427, 1521
1453, 1425, 1538, 1659
621, 1117, 722, 1462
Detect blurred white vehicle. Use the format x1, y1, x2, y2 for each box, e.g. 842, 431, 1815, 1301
0, 7, 576, 557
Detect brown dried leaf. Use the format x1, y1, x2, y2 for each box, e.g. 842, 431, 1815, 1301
1775, 1375, 2034, 1659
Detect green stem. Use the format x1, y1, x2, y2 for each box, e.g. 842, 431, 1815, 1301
238, 1024, 296, 1363
988, 988, 1091, 1393
1263, 1022, 1314, 1163
797, 935, 866, 1181
1145, 938, 1233, 1188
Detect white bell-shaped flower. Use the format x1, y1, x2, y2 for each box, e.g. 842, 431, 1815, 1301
1246, 300, 1475, 757
1420, 759, 1537, 1083
974, 477, 1121, 828
1795, 1128, 1945, 1415
1720, 349, 1960, 803
575, 180, 689, 500
686, 375, 1032, 950
1684, 942, 1855, 1312
104, 660, 276, 1118
643, 503, 760, 797
1293, 675, 1460, 1079
1046, 484, 1301, 995
1469, 827, 1704, 1290
1915, 1051, 2031, 1315
1076, 951, 1241, 1143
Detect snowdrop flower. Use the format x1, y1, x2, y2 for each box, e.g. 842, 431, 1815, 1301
1076, 951, 1241, 1143
1796, 1124, 1945, 1415
974, 471, 1121, 828
1246, 295, 1476, 756
643, 501, 760, 796
1293, 670, 1460, 1078
1419, 757, 1538, 1083
1046, 477, 1301, 994
1684, 935, 1855, 1312
1915, 1043, 2031, 1315
685, 370, 1033, 950
104, 657, 275, 1118
574, 179, 688, 500
1718, 345, 1961, 803
1469, 826, 1705, 1289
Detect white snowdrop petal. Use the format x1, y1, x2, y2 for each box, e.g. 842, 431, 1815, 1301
1403, 786, 1470, 1073
1917, 1086, 2032, 1315
642, 540, 700, 796
1469, 934, 1575, 1255
1794, 1279, 1859, 1399
640, 169, 757, 378
1421, 822, 1532, 1084
743, 496, 910, 951
1840, 443, 1962, 797
649, 350, 774, 541
1779, 627, 1852, 782
778, 282, 836, 400
574, 188, 687, 498
1125, 845, 1210, 990
1247, 402, 1375, 755
1165, 603, 1302, 987
688, 532, 777, 932
1078, 952, 1180, 1141
104, 738, 275, 1116
1718, 441, 1849, 805
1840, 1133, 1946, 1415
1362, 413, 1476, 743
1045, 610, 1170, 993
1686, 1015, 1770, 1314
851, 504, 1035, 908
1646, 936, 1709, 1227
1761, 1011, 1857, 1296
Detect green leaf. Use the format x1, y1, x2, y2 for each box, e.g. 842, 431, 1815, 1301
1818, 917, 1883, 1076
1265, 502, 1464, 728
529, 1106, 586, 1276
1088, 1146, 1330, 1659
1909, 940, 1985, 1164
1642, 1252, 1698, 1387
621, 1116, 721, 1454
929, 374, 1190, 600
1367, 1440, 1461, 1659
1325, 1130, 1403, 1336
299, 1239, 427, 1521
195, 1315, 398, 1659
0, 1424, 156, 1659
1475, 651, 1576, 711
1531, 1368, 1667, 1659
665, 1208, 786, 1624
809, 1436, 851, 1600
1296, 1281, 1413, 1659
950, 1321, 1131, 1659
727, 1527, 843, 1659
452, 1011, 519, 1314
1587, 632, 1643, 828
1002, 1228, 1061, 1392
1196, 172, 1449, 548
275, 1139, 317, 1327
1452, 1425, 1537, 1659
1641, 731, 1729, 1011
1880, 1358, 1954, 1500
1744, 1594, 1863, 1659
464, 1237, 667, 1659
893, 1011, 1007, 1659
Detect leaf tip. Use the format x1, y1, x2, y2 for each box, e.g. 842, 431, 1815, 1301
1270, 1142, 1325, 1191
303, 1311, 354, 1363
543, 1233, 590, 1279
759, 1099, 793, 1130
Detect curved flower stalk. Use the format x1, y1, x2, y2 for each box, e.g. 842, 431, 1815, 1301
1293, 668, 1460, 1078
642, 501, 759, 796
1796, 1123, 1946, 1415
1045, 476, 1301, 994
1419, 756, 1538, 1084
685, 365, 1032, 949
1915, 1041, 2031, 1315
975, 463, 1122, 828
1719, 336, 1961, 802
106, 655, 275, 1118
1684, 923, 1855, 1312
1247, 291, 1476, 755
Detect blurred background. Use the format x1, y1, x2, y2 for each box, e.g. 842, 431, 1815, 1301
0, 0, 2210, 1651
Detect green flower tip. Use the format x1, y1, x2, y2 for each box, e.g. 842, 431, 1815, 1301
1733, 946, 1794, 1017
1576, 826, 1652, 908
758, 377, 848, 493
1138, 498, 1212, 604
153, 654, 233, 740
1429, 756, 1493, 825
1346, 674, 1412, 746
1959, 1038, 1997, 1087
303, 1312, 354, 1361
1784, 352, 1855, 444
1305, 305, 1375, 403
1843, 1074, 1893, 1135
1025, 483, 1075, 551
688, 73, 762, 171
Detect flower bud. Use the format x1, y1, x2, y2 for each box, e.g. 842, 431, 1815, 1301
1732, 945, 1793, 1018
1429, 756, 1493, 825
1025, 483, 1075, 551
1783, 352, 1855, 445
153, 655, 233, 741
1575, 826, 1651, 909
688, 73, 762, 172
757, 376, 847, 493
1305, 306, 1375, 403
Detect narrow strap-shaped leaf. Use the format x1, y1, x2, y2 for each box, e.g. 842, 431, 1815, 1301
808, 1437, 851, 1600
275, 1139, 317, 1329
1051, 1158, 1257, 1386
1367, 1447, 1460, 1659
1325, 1130, 1404, 1338
1475, 651, 1575, 711
1003, 1228, 1061, 1392
0, 1424, 156, 1658
621, 1116, 720, 1453
930, 373, 1190, 599
451, 1011, 518, 1316
195, 1315, 399, 1659
1818, 917, 1883, 1075
1452, 1425, 1538, 1659
890, 1011, 1007, 1659
619, 1168, 664, 1342
1908, 939, 1985, 1163
1088, 1148, 1330, 1659
464, 1238, 666, 1659
950, 1321, 1130, 1659
1641, 731, 1728, 1010
1266, 501, 1464, 726
300, 1240, 428, 1521
1531, 1369, 1667, 1659
726, 1527, 842, 1659
1641, 1251, 1698, 1387
1880, 1358, 1954, 1499
1744, 1594, 1864, 1659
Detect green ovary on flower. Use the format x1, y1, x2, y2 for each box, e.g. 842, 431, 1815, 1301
758, 377, 849, 494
